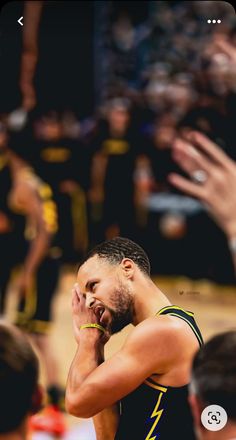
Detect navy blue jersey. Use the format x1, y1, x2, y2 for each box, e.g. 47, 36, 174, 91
115, 306, 203, 440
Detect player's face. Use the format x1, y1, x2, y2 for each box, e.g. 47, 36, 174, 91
108, 108, 130, 132
77, 255, 134, 334
42, 120, 62, 141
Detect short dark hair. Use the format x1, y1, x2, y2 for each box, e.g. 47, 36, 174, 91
0, 321, 39, 433
191, 331, 236, 421
81, 237, 151, 276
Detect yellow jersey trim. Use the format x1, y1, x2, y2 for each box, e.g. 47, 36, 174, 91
156, 305, 194, 317
167, 312, 202, 346
144, 379, 168, 393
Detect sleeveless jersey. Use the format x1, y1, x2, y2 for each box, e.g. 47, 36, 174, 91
115, 305, 203, 440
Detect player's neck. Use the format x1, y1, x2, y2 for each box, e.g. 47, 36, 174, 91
109, 126, 127, 137
132, 276, 171, 325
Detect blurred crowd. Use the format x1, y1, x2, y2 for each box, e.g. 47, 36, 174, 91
1, 0, 236, 285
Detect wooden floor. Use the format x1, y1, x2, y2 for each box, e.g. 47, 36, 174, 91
6, 269, 236, 437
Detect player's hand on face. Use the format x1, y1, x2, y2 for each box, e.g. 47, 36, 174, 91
168, 131, 236, 238
71, 284, 110, 345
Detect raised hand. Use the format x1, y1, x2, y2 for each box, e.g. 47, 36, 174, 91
169, 131, 236, 239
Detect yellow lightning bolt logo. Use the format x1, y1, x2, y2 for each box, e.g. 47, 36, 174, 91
145, 391, 165, 440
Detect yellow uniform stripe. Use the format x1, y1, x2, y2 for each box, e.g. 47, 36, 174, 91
167, 312, 203, 346
27, 319, 51, 334
156, 305, 194, 317
144, 380, 168, 393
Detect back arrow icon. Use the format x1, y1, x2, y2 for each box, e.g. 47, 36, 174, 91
18, 16, 23, 26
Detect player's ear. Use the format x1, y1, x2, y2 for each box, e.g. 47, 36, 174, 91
31, 384, 44, 414
120, 258, 135, 279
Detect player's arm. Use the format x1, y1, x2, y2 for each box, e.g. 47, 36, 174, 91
20, 1, 43, 110
66, 291, 183, 421
14, 182, 56, 284
92, 406, 120, 440
65, 286, 119, 439
88, 151, 108, 204
70, 337, 120, 440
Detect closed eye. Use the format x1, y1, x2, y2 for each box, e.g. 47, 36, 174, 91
86, 280, 98, 292
91, 282, 97, 291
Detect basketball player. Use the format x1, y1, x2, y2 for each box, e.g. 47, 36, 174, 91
32, 109, 88, 262
89, 98, 141, 241
189, 331, 236, 440
0, 320, 42, 440
0, 125, 65, 435
66, 237, 203, 439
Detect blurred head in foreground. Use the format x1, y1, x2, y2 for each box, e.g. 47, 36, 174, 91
0, 320, 41, 439
189, 331, 236, 440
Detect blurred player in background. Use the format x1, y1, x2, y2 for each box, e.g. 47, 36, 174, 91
88, 98, 144, 241
32, 109, 88, 263
0, 119, 14, 312
19, 1, 93, 117
0, 120, 66, 436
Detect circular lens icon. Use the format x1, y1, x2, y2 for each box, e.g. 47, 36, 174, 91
201, 405, 228, 431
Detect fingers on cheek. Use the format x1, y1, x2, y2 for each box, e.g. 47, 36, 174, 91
76, 292, 81, 303
72, 293, 81, 311
72, 284, 82, 298
72, 289, 77, 300
72, 299, 78, 310
73, 283, 81, 296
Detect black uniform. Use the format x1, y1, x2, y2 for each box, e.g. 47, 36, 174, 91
32, 137, 88, 262
115, 306, 203, 440
0, 156, 59, 334
0, 154, 18, 311
91, 125, 144, 240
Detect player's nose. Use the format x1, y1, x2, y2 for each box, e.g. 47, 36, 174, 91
86, 293, 96, 309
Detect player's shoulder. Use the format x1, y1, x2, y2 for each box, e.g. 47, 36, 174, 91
124, 314, 186, 351
10, 170, 44, 213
